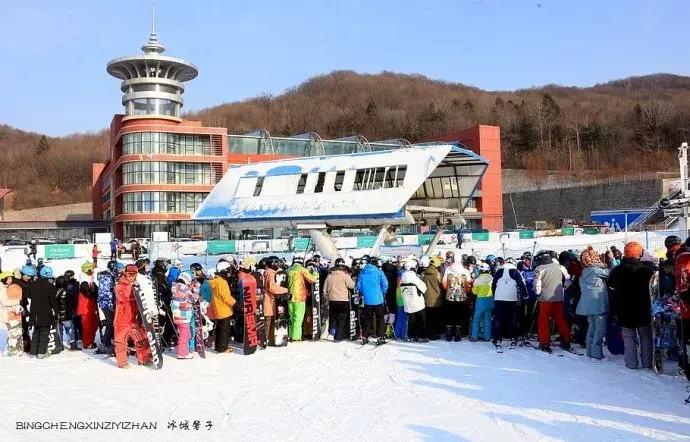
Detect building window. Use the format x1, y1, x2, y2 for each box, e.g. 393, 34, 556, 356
352, 166, 406, 191
296, 174, 308, 194
334, 171, 345, 192
122, 132, 212, 156
122, 162, 212, 185
314, 172, 326, 193
253, 177, 265, 197
122, 192, 208, 214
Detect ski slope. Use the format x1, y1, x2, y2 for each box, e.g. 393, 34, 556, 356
0, 339, 688, 441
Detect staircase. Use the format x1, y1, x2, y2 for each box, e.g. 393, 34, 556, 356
628, 181, 680, 231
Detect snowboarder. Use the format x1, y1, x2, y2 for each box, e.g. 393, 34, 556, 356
421, 256, 443, 340
400, 258, 428, 342
210, 261, 236, 353
152, 258, 175, 348
491, 257, 527, 348
356, 256, 388, 345
534, 250, 572, 353
28, 266, 58, 359
171, 272, 199, 359
324, 257, 355, 342
264, 256, 288, 346
287, 256, 319, 342
471, 263, 494, 343
92, 245, 101, 267
0, 271, 24, 356
110, 238, 118, 261
167, 259, 184, 288
77, 262, 99, 350
96, 260, 118, 354
114, 264, 153, 369
609, 242, 654, 369
576, 246, 610, 360
55, 275, 79, 351
28, 240, 37, 261
442, 254, 471, 342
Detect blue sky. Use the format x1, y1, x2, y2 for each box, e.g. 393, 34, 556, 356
0, 0, 687, 136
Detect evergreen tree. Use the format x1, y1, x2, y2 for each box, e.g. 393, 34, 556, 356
36, 135, 50, 154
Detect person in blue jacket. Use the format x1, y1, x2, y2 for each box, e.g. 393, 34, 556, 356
167, 259, 183, 288
356, 257, 389, 345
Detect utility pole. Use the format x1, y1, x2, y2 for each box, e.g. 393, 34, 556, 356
679, 142, 689, 237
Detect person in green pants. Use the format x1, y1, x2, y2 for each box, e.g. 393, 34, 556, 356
287, 256, 319, 341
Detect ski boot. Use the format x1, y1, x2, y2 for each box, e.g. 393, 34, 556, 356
376, 337, 387, 346
120, 364, 131, 370
539, 343, 552, 354
360, 337, 369, 346
445, 325, 453, 342
509, 338, 518, 350
454, 326, 462, 342
419, 338, 429, 343
69, 342, 80, 351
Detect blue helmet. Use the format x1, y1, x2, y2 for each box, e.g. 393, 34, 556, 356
25, 259, 33, 266
21, 266, 36, 277
39, 266, 53, 279
116, 263, 125, 273
485, 254, 497, 263
38, 258, 44, 265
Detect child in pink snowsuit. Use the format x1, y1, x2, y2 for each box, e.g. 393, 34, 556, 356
171, 272, 200, 359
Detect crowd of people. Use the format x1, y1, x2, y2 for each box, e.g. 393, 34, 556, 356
0, 236, 688, 381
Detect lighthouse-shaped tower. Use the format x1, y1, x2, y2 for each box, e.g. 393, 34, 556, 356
106, 11, 198, 120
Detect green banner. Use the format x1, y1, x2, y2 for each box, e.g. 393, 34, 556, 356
518, 230, 535, 239
560, 228, 575, 236
583, 227, 599, 235
44, 244, 75, 260
472, 232, 490, 242
417, 234, 435, 245
292, 238, 311, 251
206, 240, 236, 255
356, 236, 377, 248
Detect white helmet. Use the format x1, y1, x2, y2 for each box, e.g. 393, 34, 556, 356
404, 258, 418, 271
419, 256, 431, 268
216, 261, 231, 274
173, 258, 183, 267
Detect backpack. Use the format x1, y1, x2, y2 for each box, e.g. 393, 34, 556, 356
445, 272, 468, 302
400, 283, 425, 313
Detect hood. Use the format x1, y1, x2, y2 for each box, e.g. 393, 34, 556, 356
424, 265, 439, 275
360, 264, 379, 275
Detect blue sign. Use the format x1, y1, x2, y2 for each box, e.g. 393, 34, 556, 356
590, 211, 644, 230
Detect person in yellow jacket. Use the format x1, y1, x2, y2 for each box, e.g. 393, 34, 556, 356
210, 261, 237, 353
287, 256, 319, 341
470, 263, 494, 342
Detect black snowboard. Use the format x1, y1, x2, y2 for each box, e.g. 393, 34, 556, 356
349, 287, 361, 341
274, 270, 289, 347
252, 271, 267, 349
47, 320, 64, 355
310, 276, 322, 340
242, 278, 259, 356
132, 284, 163, 370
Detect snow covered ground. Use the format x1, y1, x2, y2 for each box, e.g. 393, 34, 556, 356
0, 339, 689, 441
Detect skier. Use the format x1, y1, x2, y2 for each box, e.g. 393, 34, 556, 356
263, 256, 288, 346
55, 275, 79, 351
442, 254, 471, 341
491, 257, 527, 348
382, 257, 402, 339
576, 246, 610, 360
470, 263, 494, 343
64, 270, 81, 344
110, 238, 118, 261
28, 240, 37, 261
28, 266, 58, 359
167, 259, 184, 288
210, 261, 237, 353
355, 256, 388, 345
92, 245, 101, 267
16, 266, 35, 352
135, 258, 161, 345
400, 258, 428, 342
287, 256, 319, 342
171, 271, 199, 359
114, 264, 153, 369
191, 263, 213, 347
534, 250, 572, 353
324, 257, 355, 342
0, 271, 24, 356
421, 256, 443, 340
96, 260, 118, 355
77, 262, 99, 350
608, 241, 654, 370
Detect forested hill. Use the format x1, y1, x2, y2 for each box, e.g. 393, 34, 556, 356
3, 71, 689, 209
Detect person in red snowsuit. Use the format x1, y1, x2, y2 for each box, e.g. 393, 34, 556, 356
114, 264, 152, 369
77, 263, 99, 349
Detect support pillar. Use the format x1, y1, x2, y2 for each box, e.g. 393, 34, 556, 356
422, 229, 445, 258
308, 229, 342, 261
369, 225, 391, 257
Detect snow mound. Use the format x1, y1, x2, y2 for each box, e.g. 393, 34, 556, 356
1, 340, 689, 441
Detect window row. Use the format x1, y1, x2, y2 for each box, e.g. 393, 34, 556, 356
128, 98, 178, 117
122, 132, 212, 156
122, 192, 208, 214
122, 162, 213, 185
242, 165, 407, 198
413, 177, 463, 200
123, 221, 220, 241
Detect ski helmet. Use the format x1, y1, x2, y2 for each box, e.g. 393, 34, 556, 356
39, 266, 53, 279
135, 258, 150, 273
173, 258, 183, 267
369, 256, 380, 267
55, 275, 68, 288
534, 251, 553, 267
403, 258, 418, 271
81, 261, 94, 274
216, 261, 232, 275
0, 271, 13, 284
624, 241, 644, 259
420, 256, 431, 268
190, 263, 203, 272
522, 251, 532, 259
334, 258, 346, 268
64, 270, 75, 279
107, 260, 118, 273
21, 266, 36, 277
116, 263, 125, 274
37, 258, 44, 266
154, 258, 168, 271
466, 256, 477, 266
266, 256, 280, 270
479, 263, 491, 272
505, 257, 516, 265
292, 256, 304, 265
485, 255, 496, 263
177, 271, 193, 286
257, 258, 268, 270
123, 264, 138, 283
665, 235, 682, 250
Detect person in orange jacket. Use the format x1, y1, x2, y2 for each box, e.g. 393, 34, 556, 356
114, 264, 152, 368
77, 262, 99, 349
92, 245, 101, 267
210, 261, 237, 353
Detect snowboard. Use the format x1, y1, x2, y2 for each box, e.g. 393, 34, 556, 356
252, 271, 267, 349
242, 279, 259, 356
309, 274, 322, 340
47, 320, 64, 355
132, 284, 163, 370
274, 270, 289, 347
318, 269, 329, 337
348, 287, 361, 341
193, 296, 206, 359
